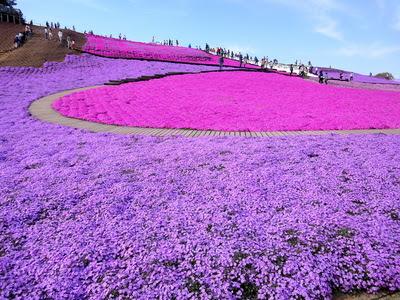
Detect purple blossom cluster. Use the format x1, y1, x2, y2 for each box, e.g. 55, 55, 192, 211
1, 54, 400, 299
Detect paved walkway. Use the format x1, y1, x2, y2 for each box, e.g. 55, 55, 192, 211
29, 85, 400, 137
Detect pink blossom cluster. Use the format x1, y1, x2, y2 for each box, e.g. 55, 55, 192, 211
83, 34, 260, 68
53, 71, 400, 131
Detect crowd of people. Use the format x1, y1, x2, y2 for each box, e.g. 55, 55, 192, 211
205, 43, 314, 73
150, 36, 179, 46
42, 27, 76, 49
313, 69, 355, 84
10, 19, 79, 51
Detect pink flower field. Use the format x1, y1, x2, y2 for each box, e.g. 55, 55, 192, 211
53, 71, 400, 131
83, 34, 260, 68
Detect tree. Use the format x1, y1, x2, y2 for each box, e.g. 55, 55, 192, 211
375, 72, 394, 81
0, 0, 17, 6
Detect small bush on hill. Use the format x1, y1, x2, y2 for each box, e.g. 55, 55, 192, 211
375, 72, 394, 80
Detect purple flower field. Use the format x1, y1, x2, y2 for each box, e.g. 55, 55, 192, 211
1, 54, 400, 299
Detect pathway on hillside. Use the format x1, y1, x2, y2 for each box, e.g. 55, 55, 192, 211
29, 85, 400, 137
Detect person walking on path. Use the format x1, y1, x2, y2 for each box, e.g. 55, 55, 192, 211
324, 72, 329, 84
48, 28, 53, 40
350, 72, 354, 81
44, 27, 48, 39
58, 30, 63, 43
319, 70, 324, 84
238, 52, 243, 67
219, 55, 224, 71
290, 64, 294, 75
67, 35, 72, 49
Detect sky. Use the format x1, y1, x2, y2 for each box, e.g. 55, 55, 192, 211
15, 0, 400, 78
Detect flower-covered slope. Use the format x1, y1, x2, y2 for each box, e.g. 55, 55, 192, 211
83, 34, 260, 68
1, 54, 400, 299
53, 71, 400, 132
313, 67, 400, 85
2, 133, 400, 299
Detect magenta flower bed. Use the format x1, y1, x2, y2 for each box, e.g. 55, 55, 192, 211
53, 71, 400, 131
83, 34, 260, 69
1, 54, 400, 299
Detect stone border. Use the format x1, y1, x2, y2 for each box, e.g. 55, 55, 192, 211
29, 83, 400, 137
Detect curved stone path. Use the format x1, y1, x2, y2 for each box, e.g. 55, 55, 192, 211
29, 85, 400, 137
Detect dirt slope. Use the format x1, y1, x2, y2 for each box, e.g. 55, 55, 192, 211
0, 22, 86, 68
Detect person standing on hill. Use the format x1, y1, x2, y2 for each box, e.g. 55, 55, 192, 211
14, 34, 20, 48
290, 64, 294, 75
67, 36, 72, 49
48, 28, 53, 40
219, 55, 224, 71
319, 70, 324, 84
350, 73, 354, 81
324, 72, 328, 84
44, 27, 48, 39
58, 30, 63, 43
24, 25, 30, 37
239, 52, 243, 67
